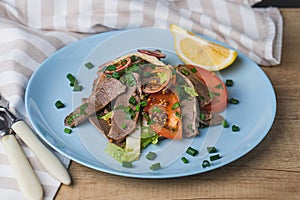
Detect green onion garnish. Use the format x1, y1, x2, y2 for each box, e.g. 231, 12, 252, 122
146, 152, 156, 160
207, 147, 217, 153
225, 79, 233, 87
175, 112, 181, 118
215, 83, 223, 89
172, 102, 180, 110
232, 125, 240, 132
210, 154, 221, 161
186, 147, 198, 156
64, 128, 72, 134
202, 160, 211, 168
200, 113, 205, 121
111, 71, 120, 79
181, 68, 190, 76
130, 55, 138, 62
121, 124, 127, 129
190, 67, 197, 73
55, 100, 65, 109
66, 73, 75, 83
181, 157, 189, 164
229, 98, 239, 104
222, 120, 229, 128
129, 96, 137, 105
139, 101, 147, 107
149, 162, 161, 171
85, 62, 94, 69
106, 65, 116, 71
122, 161, 133, 168
73, 85, 83, 91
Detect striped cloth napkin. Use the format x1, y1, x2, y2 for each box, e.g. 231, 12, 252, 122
0, 0, 282, 199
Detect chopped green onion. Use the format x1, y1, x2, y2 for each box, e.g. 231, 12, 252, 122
225, 79, 233, 87
200, 113, 205, 121
229, 98, 239, 104
175, 112, 181, 118
186, 147, 198, 156
135, 105, 140, 112
232, 125, 240, 132
66, 73, 76, 83
202, 160, 211, 168
181, 157, 189, 164
55, 100, 65, 109
210, 154, 221, 161
85, 62, 94, 69
172, 102, 180, 110
139, 101, 147, 107
106, 65, 116, 71
64, 128, 72, 134
146, 152, 156, 160
70, 79, 78, 87
73, 85, 83, 91
149, 162, 161, 171
207, 147, 217, 153
222, 120, 229, 128
215, 83, 223, 89
121, 123, 127, 129
181, 68, 190, 76
129, 96, 137, 105
80, 103, 88, 115
123, 106, 136, 119
130, 55, 138, 62
122, 161, 133, 168
111, 71, 120, 79
190, 67, 197, 73
125, 64, 139, 73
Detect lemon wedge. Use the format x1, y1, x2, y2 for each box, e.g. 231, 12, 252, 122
170, 24, 238, 71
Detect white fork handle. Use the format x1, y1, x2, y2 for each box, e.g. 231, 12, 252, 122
12, 120, 71, 185
2, 134, 43, 200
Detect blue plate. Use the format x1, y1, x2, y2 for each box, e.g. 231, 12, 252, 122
25, 28, 276, 178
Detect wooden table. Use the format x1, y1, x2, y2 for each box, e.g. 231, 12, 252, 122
55, 9, 300, 200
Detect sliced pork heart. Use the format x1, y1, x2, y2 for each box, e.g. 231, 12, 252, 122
175, 70, 200, 138
199, 109, 224, 126
108, 73, 141, 142
64, 76, 126, 127
176, 65, 211, 108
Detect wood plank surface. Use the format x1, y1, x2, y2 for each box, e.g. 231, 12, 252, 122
55, 9, 300, 200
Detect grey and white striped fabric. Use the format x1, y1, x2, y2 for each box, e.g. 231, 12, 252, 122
0, 0, 282, 199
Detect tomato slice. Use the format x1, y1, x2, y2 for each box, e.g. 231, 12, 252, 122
184, 65, 228, 112
144, 90, 182, 139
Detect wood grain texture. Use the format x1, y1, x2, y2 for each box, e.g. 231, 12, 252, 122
55, 9, 300, 200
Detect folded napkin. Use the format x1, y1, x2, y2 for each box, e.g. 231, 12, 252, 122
0, 0, 282, 199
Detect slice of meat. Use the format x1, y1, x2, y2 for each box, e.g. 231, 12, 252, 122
175, 70, 200, 137
199, 110, 224, 126
64, 76, 126, 127
176, 65, 211, 108
108, 73, 141, 141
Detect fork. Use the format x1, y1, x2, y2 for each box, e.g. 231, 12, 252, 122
0, 94, 71, 185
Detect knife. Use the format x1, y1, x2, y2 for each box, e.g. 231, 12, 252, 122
0, 95, 71, 185
0, 114, 43, 200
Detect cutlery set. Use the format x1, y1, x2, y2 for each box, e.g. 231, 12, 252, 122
0, 94, 71, 200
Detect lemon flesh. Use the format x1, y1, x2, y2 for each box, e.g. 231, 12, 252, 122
170, 24, 238, 71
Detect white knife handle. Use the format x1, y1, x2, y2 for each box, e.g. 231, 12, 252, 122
2, 134, 43, 200
12, 120, 71, 185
